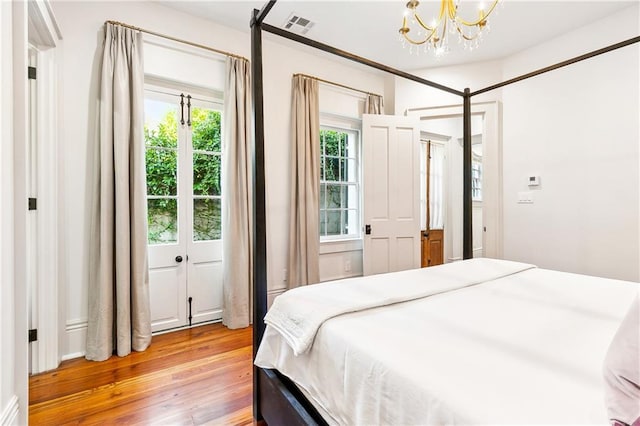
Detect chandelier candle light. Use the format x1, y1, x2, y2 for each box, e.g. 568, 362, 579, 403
399, 0, 500, 56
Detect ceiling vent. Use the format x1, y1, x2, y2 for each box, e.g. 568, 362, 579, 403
283, 13, 315, 35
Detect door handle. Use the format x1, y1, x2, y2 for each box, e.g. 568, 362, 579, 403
365, 224, 371, 235
175, 255, 183, 263
423, 231, 429, 238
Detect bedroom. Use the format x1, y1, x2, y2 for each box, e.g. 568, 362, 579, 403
1, 0, 638, 424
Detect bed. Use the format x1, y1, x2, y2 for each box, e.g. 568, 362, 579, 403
247, 1, 640, 424
254, 258, 639, 425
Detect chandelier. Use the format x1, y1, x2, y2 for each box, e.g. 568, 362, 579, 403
399, 0, 500, 55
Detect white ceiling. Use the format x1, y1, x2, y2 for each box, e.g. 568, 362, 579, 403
160, 1, 637, 71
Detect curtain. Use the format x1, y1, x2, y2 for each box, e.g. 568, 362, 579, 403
288, 76, 320, 288
222, 57, 252, 329
364, 93, 384, 114
429, 143, 445, 230
86, 23, 151, 361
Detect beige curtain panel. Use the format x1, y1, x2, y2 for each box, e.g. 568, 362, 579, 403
287, 76, 320, 288
365, 93, 384, 114
86, 23, 152, 361
222, 57, 253, 329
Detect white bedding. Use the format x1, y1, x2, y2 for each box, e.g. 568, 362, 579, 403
255, 260, 639, 425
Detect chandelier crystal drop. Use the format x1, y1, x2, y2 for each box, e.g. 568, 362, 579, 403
399, 0, 500, 56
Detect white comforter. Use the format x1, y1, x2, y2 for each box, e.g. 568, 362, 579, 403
255, 259, 639, 425
265, 258, 534, 355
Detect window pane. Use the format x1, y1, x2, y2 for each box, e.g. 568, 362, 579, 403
345, 133, 356, 158
319, 210, 326, 236
144, 99, 178, 149
192, 107, 222, 152
326, 184, 342, 209
325, 158, 340, 182
193, 153, 221, 196
193, 198, 221, 241
147, 199, 178, 244
326, 210, 341, 236
345, 159, 357, 182
324, 131, 340, 156
320, 183, 326, 209
339, 132, 348, 157
320, 156, 325, 180
346, 184, 358, 209
346, 209, 358, 235
146, 148, 177, 196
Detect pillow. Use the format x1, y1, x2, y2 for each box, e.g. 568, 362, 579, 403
603, 295, 640, 426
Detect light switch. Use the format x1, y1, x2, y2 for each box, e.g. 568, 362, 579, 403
517, 191, 533, 204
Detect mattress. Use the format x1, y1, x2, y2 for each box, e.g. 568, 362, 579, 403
255, 260, 639, 425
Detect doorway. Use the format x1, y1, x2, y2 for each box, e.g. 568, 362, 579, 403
420, 137, 446, 267
408, 102, 502, 261
144, 86, 223, 332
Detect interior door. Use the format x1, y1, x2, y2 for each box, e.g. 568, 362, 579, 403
362, 114, 421, 275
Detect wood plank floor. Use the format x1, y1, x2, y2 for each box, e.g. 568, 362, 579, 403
29, 323, 255, 425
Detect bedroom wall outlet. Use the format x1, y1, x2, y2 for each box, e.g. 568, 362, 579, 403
517, 191, 533, 204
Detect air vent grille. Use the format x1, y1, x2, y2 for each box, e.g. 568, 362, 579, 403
283, 13, 315, 35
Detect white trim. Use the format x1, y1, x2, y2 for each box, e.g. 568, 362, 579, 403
406, 101, 503, 260
319, 238, 362, 254
27, 0, 61, 48
0, 396, 19, 426
60, 319, 87, 360
29, 46, 60, 374
27, 5, 62, 373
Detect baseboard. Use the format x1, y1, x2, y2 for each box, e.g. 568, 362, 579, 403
62, 319, 87, 361
0, 395, 19, 426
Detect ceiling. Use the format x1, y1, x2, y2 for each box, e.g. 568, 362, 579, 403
160, 1, 637, 71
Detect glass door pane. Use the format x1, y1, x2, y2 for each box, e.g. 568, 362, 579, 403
144, 98, 179, 244
191, 106, 222, 242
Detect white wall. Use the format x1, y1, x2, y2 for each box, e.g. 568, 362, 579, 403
51, 1, 385, 358
500, 5, 639, 281
1, 1, 28, 424
395, 5, 640, 282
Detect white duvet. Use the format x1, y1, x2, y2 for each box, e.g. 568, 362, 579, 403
255, 259, 639, 425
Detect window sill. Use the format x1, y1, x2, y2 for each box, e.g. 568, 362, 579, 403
319, 238, 362, 254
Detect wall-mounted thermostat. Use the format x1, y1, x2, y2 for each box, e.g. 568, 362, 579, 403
528, 175, 540, 186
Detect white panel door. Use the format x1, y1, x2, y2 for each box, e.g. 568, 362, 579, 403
145, 91, 223, 333
363, 114, 421, 276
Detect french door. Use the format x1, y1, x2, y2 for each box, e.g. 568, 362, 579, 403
144, 88, 223, 332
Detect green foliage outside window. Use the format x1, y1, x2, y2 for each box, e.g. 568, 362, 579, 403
145, 107, 222, 244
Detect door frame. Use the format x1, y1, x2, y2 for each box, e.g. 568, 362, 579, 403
27, 1, 62, 374
406, 102, 503, 259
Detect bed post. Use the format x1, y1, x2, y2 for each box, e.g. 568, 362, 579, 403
250, 6, 267, 422
463, 88, 473, 259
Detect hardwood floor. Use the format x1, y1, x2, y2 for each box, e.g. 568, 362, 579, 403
29, 323, 255, 425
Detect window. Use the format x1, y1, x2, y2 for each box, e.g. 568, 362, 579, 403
144, 92, 223, 245
472, 160, 482, 202
319, 127, 360, 240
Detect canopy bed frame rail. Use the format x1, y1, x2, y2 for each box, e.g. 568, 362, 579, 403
249, 2, 640, 422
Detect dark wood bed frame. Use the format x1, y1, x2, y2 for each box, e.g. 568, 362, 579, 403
249, 2, 640, 423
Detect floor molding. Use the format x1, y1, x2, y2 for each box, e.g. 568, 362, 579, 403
0, 395, 19, 426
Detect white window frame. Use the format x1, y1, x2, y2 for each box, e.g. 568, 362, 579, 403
319, 114, 362, 242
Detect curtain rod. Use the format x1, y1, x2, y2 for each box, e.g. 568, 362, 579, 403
105, 20, 248, 62
294, 73, 382, 99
